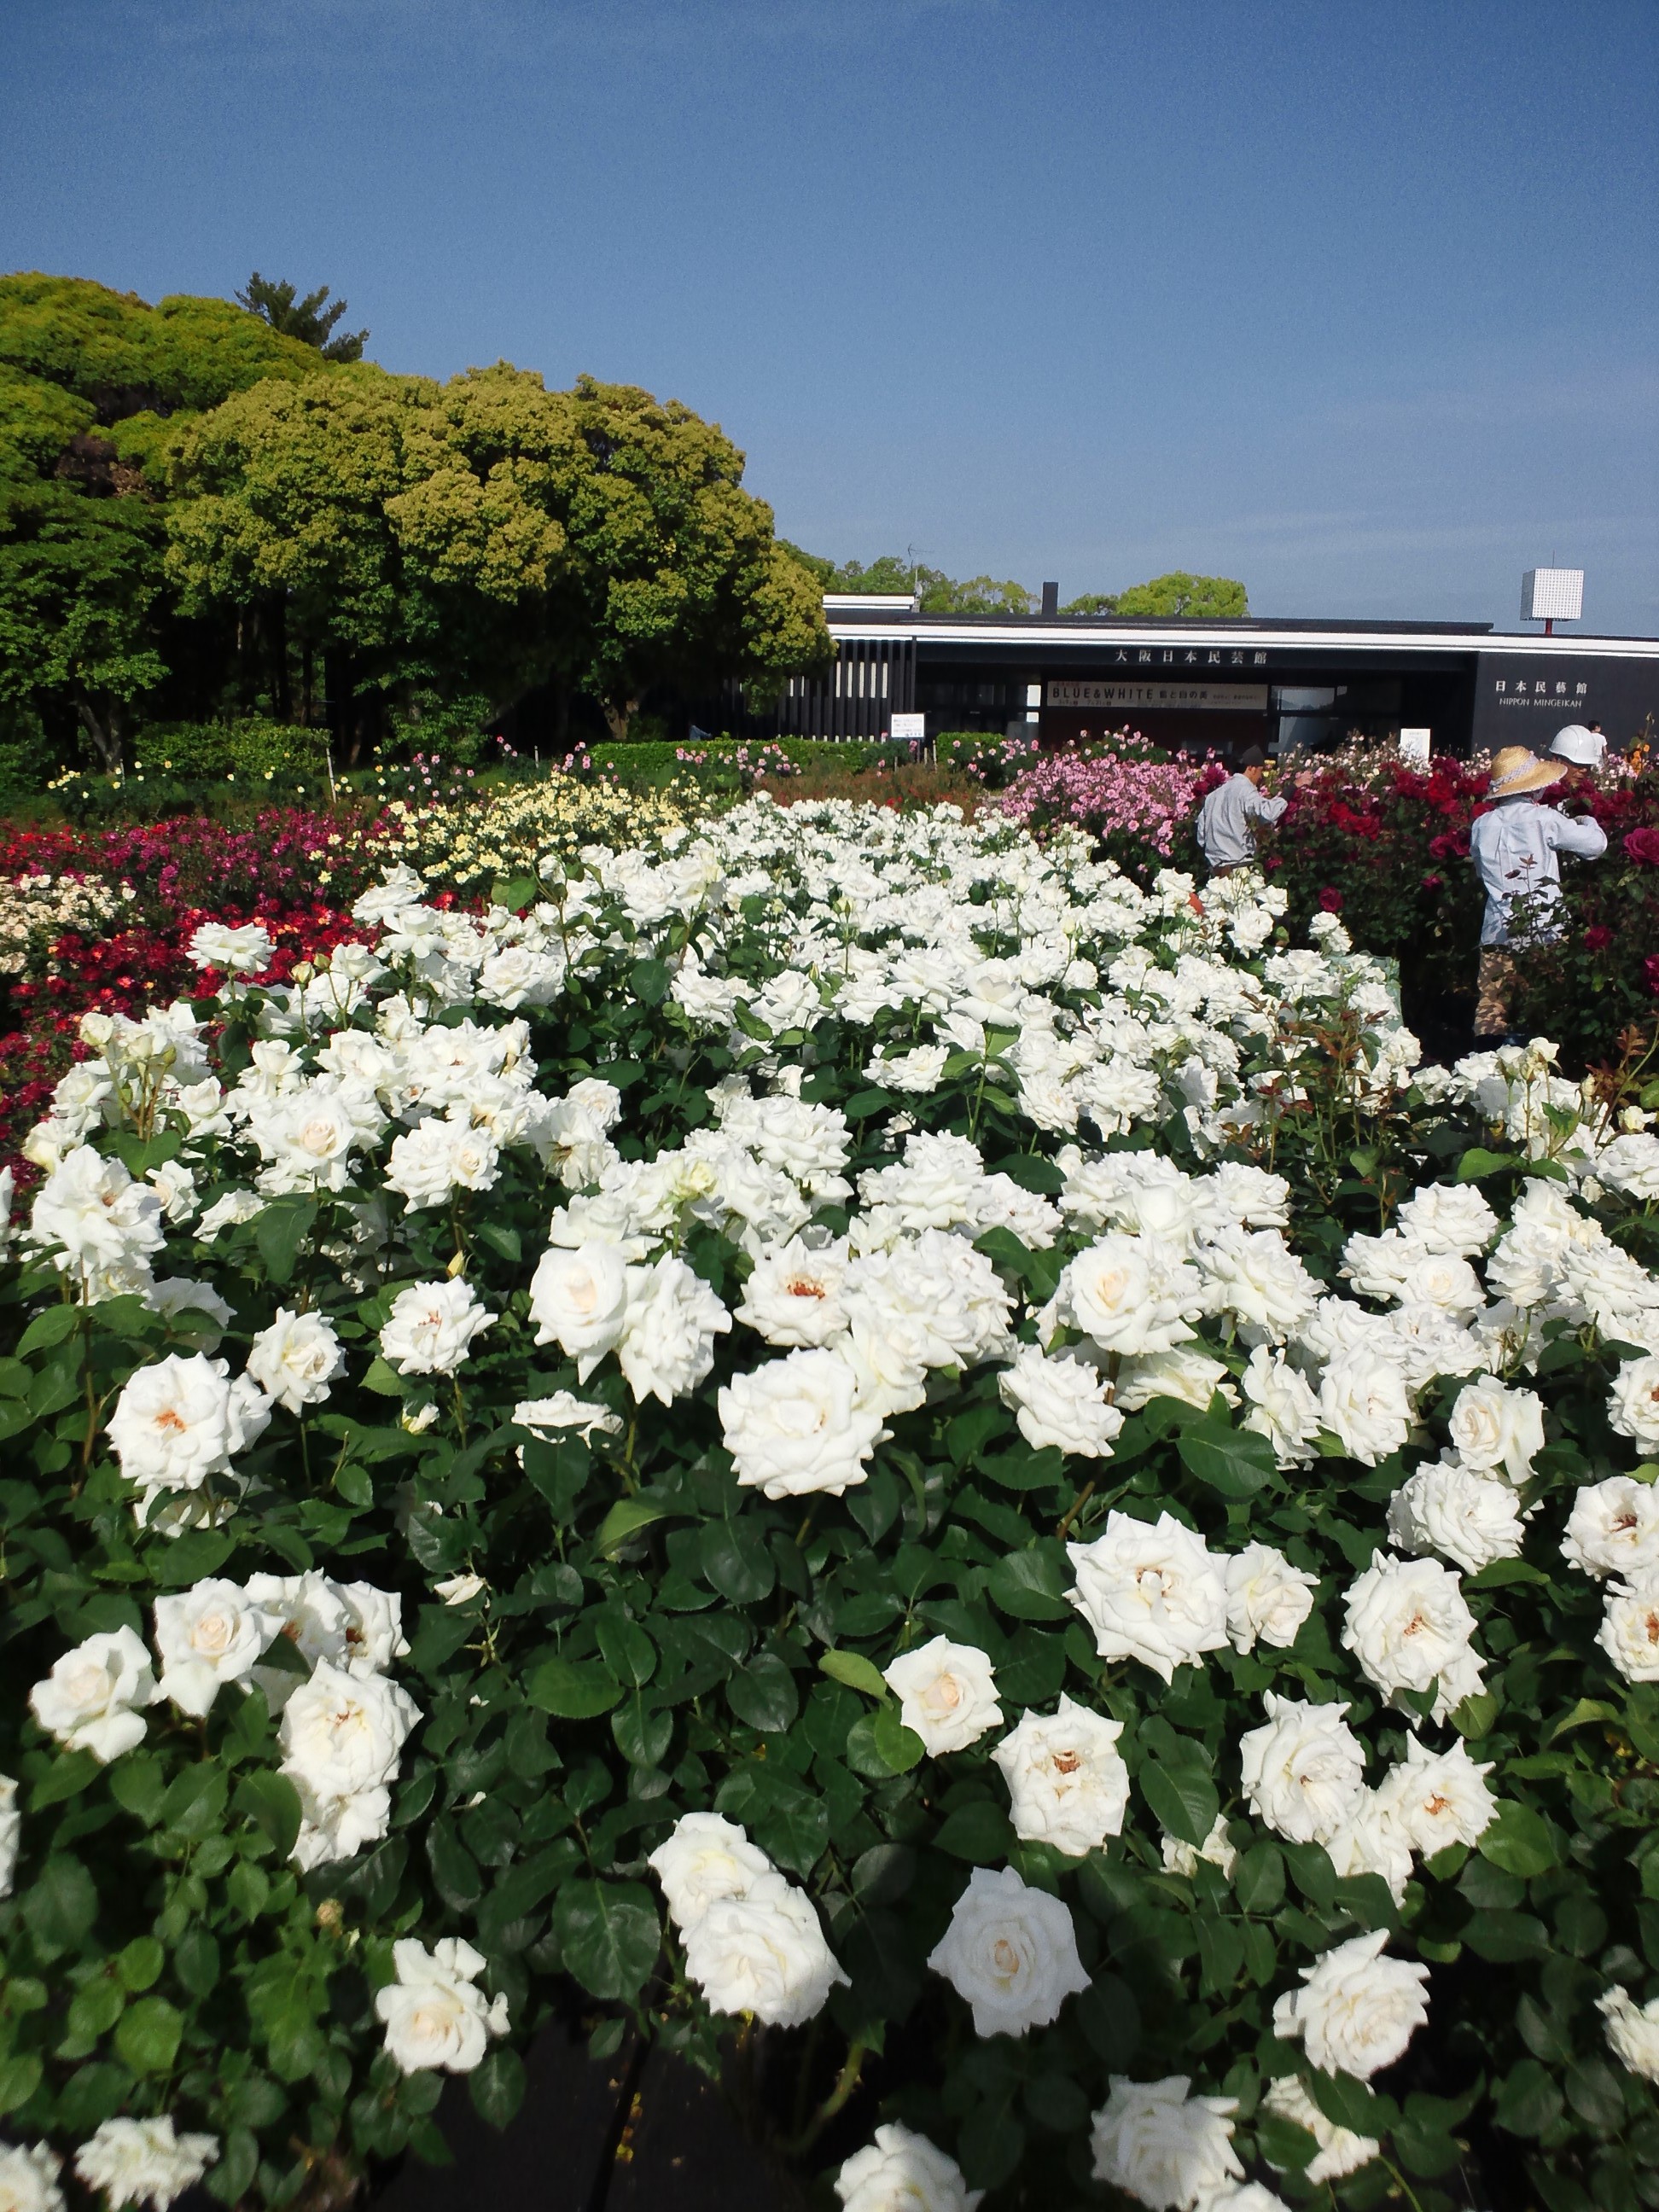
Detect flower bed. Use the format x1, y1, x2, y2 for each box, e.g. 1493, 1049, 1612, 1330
2, 799, 1659, 2212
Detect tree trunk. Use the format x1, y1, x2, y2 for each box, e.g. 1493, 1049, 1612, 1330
272, 594, 292, 722
602, 696, 638, 742
73, 696, 121, 776
300, 643, 315, 728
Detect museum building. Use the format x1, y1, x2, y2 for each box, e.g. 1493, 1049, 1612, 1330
770, 593, 1659, 759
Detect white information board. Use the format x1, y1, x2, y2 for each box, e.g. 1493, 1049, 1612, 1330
889, 713, 926, 742
1399, 728, 1431, 762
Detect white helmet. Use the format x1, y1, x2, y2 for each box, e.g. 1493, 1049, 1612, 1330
1548, 725, 1604, 766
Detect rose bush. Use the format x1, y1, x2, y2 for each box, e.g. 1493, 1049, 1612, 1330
0, 798, 1654, 2212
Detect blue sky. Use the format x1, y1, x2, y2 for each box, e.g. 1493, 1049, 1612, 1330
4, 0, 1656, 631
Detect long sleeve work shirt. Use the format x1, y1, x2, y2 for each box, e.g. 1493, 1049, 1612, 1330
1470, 796, 1607, 946
1195, 773, 1288, 870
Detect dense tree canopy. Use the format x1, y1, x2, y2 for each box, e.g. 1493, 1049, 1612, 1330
235, 273, 368, 362
805, 550, 1251, 621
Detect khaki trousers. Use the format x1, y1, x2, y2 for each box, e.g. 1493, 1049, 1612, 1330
1475, 946, 1518, 1039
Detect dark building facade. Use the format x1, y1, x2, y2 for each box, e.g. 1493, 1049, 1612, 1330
768, 599, 1659, 759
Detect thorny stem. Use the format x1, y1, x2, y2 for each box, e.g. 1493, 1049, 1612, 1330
1056, 1480, 1097, 1544
779, 2037, 868, 2157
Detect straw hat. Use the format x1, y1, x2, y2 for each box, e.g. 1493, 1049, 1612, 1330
1487, 745, 1566, 799
1548, 724, 1604, 766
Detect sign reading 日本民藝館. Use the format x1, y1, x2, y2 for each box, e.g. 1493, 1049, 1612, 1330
1047, 680, 1271, 713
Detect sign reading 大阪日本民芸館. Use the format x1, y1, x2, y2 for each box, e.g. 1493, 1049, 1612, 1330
1047, 680, 1270, 713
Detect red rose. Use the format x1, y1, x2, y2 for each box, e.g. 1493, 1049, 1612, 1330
1623, 827, 1659, 865
1645, 955, 1659, 998
1318, 888, 1343, 911
1585, 925, 1614, 951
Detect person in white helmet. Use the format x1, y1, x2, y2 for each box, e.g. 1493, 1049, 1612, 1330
1549, 723, 1606, 773
1470, 745, 1607, 1045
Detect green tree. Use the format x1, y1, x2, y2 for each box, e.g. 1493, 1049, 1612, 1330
236, 274, 369, 363
1112, 570, 1249, 619
1060, 591, 1120, 615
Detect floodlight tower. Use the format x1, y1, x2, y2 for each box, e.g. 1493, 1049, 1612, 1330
1522, 568, 1584, 637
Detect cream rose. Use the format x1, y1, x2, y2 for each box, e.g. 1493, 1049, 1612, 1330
719, 1348, 885, 1499
0, 2140, 62, 2212
378, 1278, 492, 1377
1609, 1357, 1659, 1447
246, 1307, 346, 1413
997, 1345, 1124, 1458
1223, 1543, 1318, 1653
1088, 2075, 1243, 2210
882, 1636, 1002, 1755
375, 1936, 510, 2073
992, 1696, 1129, 1856
1238, 1693, 1366, 1846
73, 2118, 218, 2212
1386, 1459, 1524, 1575
926, 1866, 1090, 2039
1341, 1552, 1486, 1724
1272, 1929, 1430, 2081
527, 1242, 630, 1378
28, 1627, 155, 1762
1598, 1576, 1659, 1681
835, 2124, 983, 2212
1066, 1511, 1229, 1683
649, 1811, 774, 1930
1371, 1737, 1496, 1855
153, 1580, 277, 1718
1599, 1985, 1659, 2082
1562, 1476, 1659, 1580
1446, 1377, 1545, 1484
1260, 2074, 1378, 2185
680, 1873, 847, 2027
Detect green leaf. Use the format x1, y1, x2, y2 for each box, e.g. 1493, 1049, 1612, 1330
29, 1748, 102, 1809
232, 1771, 303, 1860
818, 1649, 889, 1701
1177, 1417, 1276, 1498
1493, 2058, 1564, 2137
629, 958, 670, 1007
1139, 1761, 1220, 1849
595, 1498, 674, 1553
1479, 1801, 1557, 1878
21, 1855, 98, 1954
115, 1936, 165, 1992
174, 1926, 220, 1999
17, 1303, 81, 1355
595, 1613, 657, 1691
1076, 1974, 1140, 2069
0, 2053, 44, 2116
254, 1196, 317, 1285
426, 1821, 483, 1913
115, 1994, 183, 2075
726, 1650, 799, 1734
611, 1695, 672, 1769
870, 1704, 925, 1773
1548, 1698, 1621, 1743
987, 1540, 1074, 1621
1307, 2069, 1386, 2136
1233, 1842, 1284, 1914
551, 1879, 660, 2001
469, 2046, 526, 2130
993, 1152, 1066, 1194
1456, 1147, 1520, 1182
934, 1802, 1016, 1863
700, 1521, 774, 1604
473, 1221, 521, 1266
526, 1657, 625, 1719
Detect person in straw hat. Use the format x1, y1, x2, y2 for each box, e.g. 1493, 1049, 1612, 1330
1470, 744, 1606, 1045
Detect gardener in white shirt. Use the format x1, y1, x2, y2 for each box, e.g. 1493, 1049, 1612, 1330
1195, 745, 1288, 875
1470, 744, 1607, 1045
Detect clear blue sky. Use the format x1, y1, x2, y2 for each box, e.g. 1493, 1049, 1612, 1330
4, 0, 1656, 632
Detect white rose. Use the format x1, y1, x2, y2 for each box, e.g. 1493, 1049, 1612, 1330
153, 1580, 277, 1717
1394, 1182, 1499, 1257
998, 1346, 1124, 1458
107, 1353, 250, 1496
1260, 2074, 1378, 2185
0, 1774, 19, 1901
835, 2123, 982, 2212
1223, 1543, 1318, 1653
1341, 1554, 1486, 1724
1088, 2075, 1242, 2210
1067, 1511, 1229, 1683
883, 1637, 1002, 1756
434, 1573, 486, 1607
1371, 1738, 1496, 1855
926, 1865, 1090, 2039
1238, 1694, 1366, 1845
288, 1780, 396, 1872
1598, 1577, 1659, 1681
864, 1045, 950, 1095
681, 1872, 847, 2027
1599, 1985, 1659, 2082
993, 1696, 1129, 1855
1161, 1813, 1237, 1880
335, 1580, 410, 1675
1563, 1476, 1659, 1579
1112, 1345, 1238, 1417
1204, 2191, 1292, 2212
513, 1392, 623, 1445
616, 1254, 732, 1406
1387, 1459, 1525, 1575
244, 1569, 352, 1705
1056, 1233, 1202, 1358
246, 1307, 345, 1413
0, 2141, 62, 2212
278, 1659, 420, 1814
28, 1627, 155, 1761
379, 1278, 492, 1376
1446, 1377, 1544, 1484
1318, 1350, 1413, 1467
189, 919, 273, 973
29, 1145, 165, 1275
734, 1237, 851, 1347
719, 1349, 885, 1499
375, 1936, 510, 2073
1240, 1346, 1322, 1467
1324, 1793, 1414, 1905
1196, 1226, 1317, 1345
1609, 1357, 1659, 1447
527, 1243, 630, 1382
649, 1811, 774, 1930
73, 2117, 218, 2212
1272, 1929, 1430, 2081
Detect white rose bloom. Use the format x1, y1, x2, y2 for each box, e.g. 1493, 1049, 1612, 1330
152, 1581, 277, 1717
734, 1237, 851, 1347
1341, 1553, 1486, 1725
0, 1774, 19, 1901
1196, 1225, 1317, 1345
927, 1866, 1090, 2039
1598, 1577, 1659, 1682
1223, 1543, 1317, 1653
864, 1045, 951, 1095
997, 1345, 1124, 1458
681, 1873, 847, 2028
1609, 1357, 1659, 1447
1066, 1511, 1229, 1683
1387, 1459, 1525, 1575
1597, 1133, 1659, 1204
993, 1697, 1128, 1855
648, 1811, 774, 1930
1446, 1377, 1545, 1484
1599, 1985, 1659, 2082
1238, 1694, 1366, 1845
841, 1315, 931, 1420
107, 1353, 253, 1497
378, 1278, 492, 1376
1161, 1813, 1237, 1880
375, 1936, 510, 2073
246, 1307, 346, 1413
196, 1188, 265, 1240
335, 1581, 410, 1675
288, 1779, 397, 1873
1113, 1345, 1236, 1416
1563, 1476, 1659, 1580
1240, 1346, 1322, 1467
29, 1145, 165, 1276
835, 2123, 982, 2212
617, 1254, 732, 1405
433, 1573, 486, 1606
1394, 1183, 1499, 1257
1324, 1793, 1414, 1905
28, 1627, 155, 1762
1272, 1929, 1430, 2081
0, 2140, 62, 2212
1371, 1737, 1497, 1855
1260, 2074, 1378, 2185
513, 1393, 623, 1444
883, 1637, 1002, 1755
278, 1659, 420, 1835
383, 1119, 469, 1210
1088, 2075, 1242, 2210
719, 1349, 884, 1499
189, 918, 273, 973
1056, 1233, 1202, 1358
244, 1569, 352, 1705
527, 1243, 630, 1378
73, 2116, 218, 2211
1318, 1350, 1413, 1467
